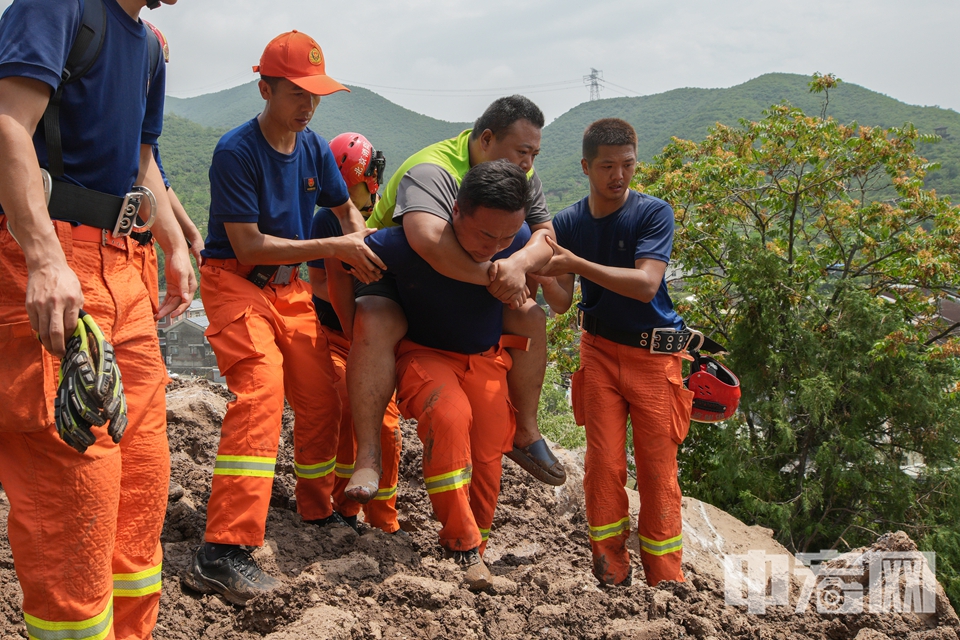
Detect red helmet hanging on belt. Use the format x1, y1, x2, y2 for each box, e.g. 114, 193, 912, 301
329, 132, 385, 200
684, 354, 741, 423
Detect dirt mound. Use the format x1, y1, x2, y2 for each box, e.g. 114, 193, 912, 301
1, 378, 958, 639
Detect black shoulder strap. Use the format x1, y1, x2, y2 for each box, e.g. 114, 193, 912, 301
42, 0, 106, 177
146, 22, 161, 83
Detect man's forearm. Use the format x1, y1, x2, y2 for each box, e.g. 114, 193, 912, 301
139, 148, 188, 256
540, 274, 575, 314
508, 229, 553, 274
326, 260, 357, 336
331, 200, 366, 235
573, 258, 660, 303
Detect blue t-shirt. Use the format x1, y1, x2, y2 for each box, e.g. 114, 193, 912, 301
553, 190, 682, 333
365, 224, 532, 354
202, 118, 349, 260
0, 0, 164, 199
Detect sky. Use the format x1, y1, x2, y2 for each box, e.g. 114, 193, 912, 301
2, 0, 959, 124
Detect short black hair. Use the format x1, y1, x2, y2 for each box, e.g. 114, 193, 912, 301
582, 118, 638, 162
471, 95, 545, 141
260, 75, 282, 90
457, 160, 532, 217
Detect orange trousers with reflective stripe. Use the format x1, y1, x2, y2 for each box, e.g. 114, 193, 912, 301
395, 339, 515, 554
200, 263, 341, 546
572, 331, 694, 586
0, 220, 169, 640
323, 326, 401, 533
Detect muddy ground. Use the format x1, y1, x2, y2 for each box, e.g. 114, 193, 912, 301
1, 378, 959, 639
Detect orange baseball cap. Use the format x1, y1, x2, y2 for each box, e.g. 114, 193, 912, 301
252, 30, 349, 96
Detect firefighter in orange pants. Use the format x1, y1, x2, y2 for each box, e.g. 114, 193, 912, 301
0, 0, 196, 637
537, 118, 694, 587
307, 132, 402, 533
183, 31, 385, 606
350, 160, 537, 589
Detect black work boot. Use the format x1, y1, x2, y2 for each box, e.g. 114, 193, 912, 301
306, 511, 358, 535
182, 543, 279, 606
445, 547, 492, 591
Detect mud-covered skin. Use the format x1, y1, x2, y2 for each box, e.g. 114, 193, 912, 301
2, 379, 958, 639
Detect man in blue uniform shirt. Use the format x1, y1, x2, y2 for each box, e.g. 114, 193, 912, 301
537, 118, 694, 588
0, 0, 195, 637
184, 30, 385, 606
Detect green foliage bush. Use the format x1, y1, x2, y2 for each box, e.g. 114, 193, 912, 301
637, 76, 960, 606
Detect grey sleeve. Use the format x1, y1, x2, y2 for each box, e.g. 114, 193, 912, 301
526, 171, 551, 226
393, 163, 458, 224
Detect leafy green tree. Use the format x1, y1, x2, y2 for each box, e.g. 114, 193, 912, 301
636, 75, 960, 601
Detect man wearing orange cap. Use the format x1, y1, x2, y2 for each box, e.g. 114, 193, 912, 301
183, 31, 386, 605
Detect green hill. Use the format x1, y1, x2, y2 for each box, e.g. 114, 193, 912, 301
538, 73, 960, 211
165, 81, 469, 183
159, 73, 960, 230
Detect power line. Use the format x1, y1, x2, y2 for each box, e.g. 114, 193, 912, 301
338, 78, 583, 95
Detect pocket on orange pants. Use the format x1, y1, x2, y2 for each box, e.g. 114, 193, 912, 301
0, 320, 58, 432
570, 367, 586, 426
205, 306, 261, 376
396, 356, 434, 420
670, 382, 695, 445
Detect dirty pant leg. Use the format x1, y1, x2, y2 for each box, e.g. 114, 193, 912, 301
623, 348, 692, 586
104, 246, 170, 640
363, 397, 402, 533
396, 343, 480, 552
277, 283, 341, 521
579, 334, 633, 585
325, 326, 402, 532
325, 329, 361, 518
204, 308, 286, 547
462, 348, 515, 555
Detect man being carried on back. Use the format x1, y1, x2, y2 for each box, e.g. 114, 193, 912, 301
346, 96, 565, 502
354, 160, 538, 589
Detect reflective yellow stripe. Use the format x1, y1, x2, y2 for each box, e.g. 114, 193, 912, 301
213, 455, 276, 478
114, 563, 162, 598
638, 533, 683, 556
24, 602, 113, 640
589, 517, 630, 542
335, 461, 355, 479
295, 456, 336, 480
479, 527, 490, 541
424, 467, 472, 495
373, 485, 397, 501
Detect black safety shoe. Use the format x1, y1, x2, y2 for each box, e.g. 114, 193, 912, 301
182, 544, 279, 606
306, 511, 357, 533
445, 547, 492, 591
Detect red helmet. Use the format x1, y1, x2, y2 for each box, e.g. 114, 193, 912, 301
685, 355, 741, 423
329, 133, 384, 198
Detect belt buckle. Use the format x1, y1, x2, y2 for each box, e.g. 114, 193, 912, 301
112, 186, 157, 238
274, 265, 295, 285
651, 327, 682, 354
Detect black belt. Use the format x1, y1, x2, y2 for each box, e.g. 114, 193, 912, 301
313, 296, 343, 332
581, 313, 723, 354
246, 263, 301, 288
48, 179, 153, 245
48, 179, 124, 229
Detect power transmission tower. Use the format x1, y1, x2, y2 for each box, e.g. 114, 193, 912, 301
583, 68, 603, 101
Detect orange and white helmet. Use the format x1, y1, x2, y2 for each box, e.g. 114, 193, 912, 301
329, 132, 384, 198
